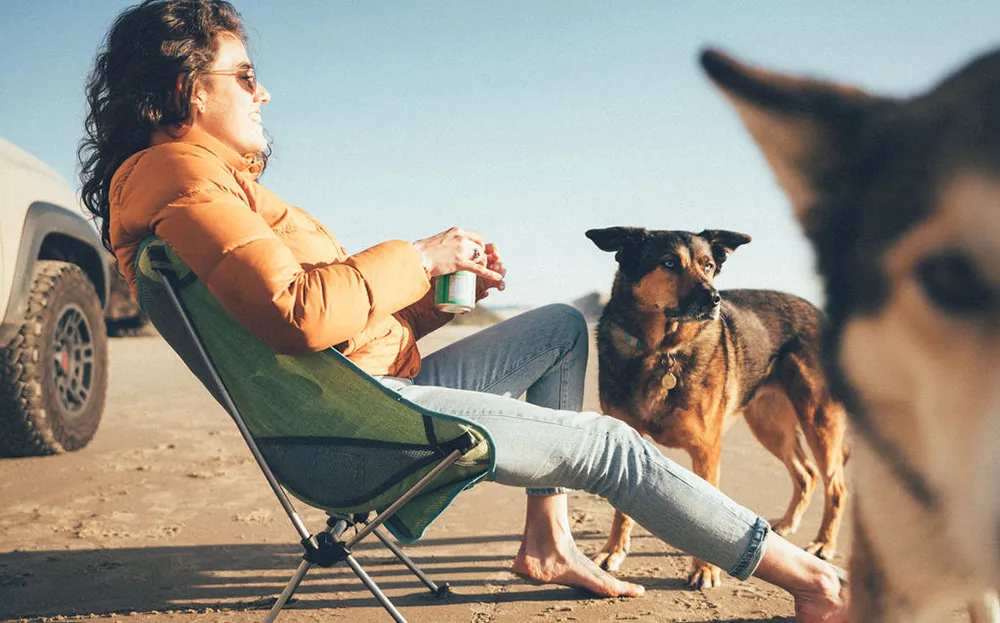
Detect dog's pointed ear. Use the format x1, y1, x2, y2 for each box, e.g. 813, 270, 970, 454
699, 229, 751, 274
700, 48, 887, 235
586, 227, 646, 253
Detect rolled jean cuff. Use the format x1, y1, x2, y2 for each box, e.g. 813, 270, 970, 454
526, 487, 571, 496
729, 516, 770, 581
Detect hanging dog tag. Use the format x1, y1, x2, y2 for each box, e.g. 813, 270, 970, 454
661, 372, 677, 390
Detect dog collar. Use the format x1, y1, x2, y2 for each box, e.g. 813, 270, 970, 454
622, 329, 646, 350
612, 325, 678, 390
609, 324, 647, 351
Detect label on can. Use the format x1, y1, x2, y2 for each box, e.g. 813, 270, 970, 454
434, 270, 477, 314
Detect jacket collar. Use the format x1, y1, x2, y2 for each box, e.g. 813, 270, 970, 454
151, 124, 264, 179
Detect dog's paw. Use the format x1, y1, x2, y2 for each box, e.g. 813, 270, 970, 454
591, 549, 628, 573
805, 540, 836, 561
769, 516, 800, 536
686, 561, 722, 589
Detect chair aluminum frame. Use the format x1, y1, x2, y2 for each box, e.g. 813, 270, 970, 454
151, 261, 465, 622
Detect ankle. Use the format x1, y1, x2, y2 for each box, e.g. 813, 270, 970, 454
517, 530, 575, 563
754, 533, 844, 597
521, 494, 574, 551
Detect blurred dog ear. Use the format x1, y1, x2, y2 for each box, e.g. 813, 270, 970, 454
586, 227, 646, 253
698, 230, 751, 274
700, 49, 887, 235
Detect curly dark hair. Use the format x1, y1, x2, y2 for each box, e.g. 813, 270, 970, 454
79, 0, 247, 252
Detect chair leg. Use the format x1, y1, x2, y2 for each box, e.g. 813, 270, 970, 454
345, 553, 409, 623
373, 526, 450, 596
264, 558, 312, 623
271, 450, 467, 621
267, 518, 418, 622
280, 519, 349, 605
265, 542, 414, 623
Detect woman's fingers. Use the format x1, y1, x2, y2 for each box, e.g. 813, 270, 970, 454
413, 227, 507, 281
474, 242, 505, 289
413, 227, 479, 277
481, 242, 506, 276
465, 260, 504, 282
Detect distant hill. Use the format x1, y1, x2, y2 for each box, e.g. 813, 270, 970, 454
448, 304, 505, 326
571, 291, 609, 322
445, 291, 609, 327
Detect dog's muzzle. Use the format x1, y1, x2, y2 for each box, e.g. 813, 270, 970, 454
674, 287, 721, 320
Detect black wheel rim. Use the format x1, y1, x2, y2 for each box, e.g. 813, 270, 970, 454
51, 303, 95, 416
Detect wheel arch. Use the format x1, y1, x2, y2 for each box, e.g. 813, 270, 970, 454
0, 202, 110, 347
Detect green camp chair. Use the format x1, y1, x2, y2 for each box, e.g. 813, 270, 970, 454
132, 236, 495, 622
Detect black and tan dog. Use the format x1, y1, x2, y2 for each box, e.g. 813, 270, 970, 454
702, 48, 1000, 621
586, 226, 848, 589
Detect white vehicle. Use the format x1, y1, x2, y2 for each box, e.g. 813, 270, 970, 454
0, 137, 109, 456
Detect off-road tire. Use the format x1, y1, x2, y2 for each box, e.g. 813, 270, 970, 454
0, 261, 108, 456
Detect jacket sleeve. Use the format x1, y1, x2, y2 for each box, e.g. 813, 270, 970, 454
394, 287, 454, 341
116, 146, 430, 354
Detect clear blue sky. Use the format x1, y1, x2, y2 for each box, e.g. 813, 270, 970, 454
2, 1, 998, 308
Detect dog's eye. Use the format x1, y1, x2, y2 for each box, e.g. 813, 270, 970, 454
704, 262, 715, 273
915, 252, 995, 315
661, 257, 677, 270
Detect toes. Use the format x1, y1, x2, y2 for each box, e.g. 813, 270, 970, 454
624, 584, 646, 598
609, 579, 646, 598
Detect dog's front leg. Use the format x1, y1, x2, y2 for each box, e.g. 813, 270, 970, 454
592, 510, 635, 573
687, 442, 724, 589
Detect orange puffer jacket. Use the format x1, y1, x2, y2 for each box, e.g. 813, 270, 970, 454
110, 126, 452, 377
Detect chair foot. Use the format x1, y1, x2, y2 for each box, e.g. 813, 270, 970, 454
434, 583, 452, 598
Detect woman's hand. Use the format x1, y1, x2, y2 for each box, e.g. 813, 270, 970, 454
476, 242, 506, 301
412, 227, 504, 283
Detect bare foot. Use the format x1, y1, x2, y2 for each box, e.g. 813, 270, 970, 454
791, 568, 849, 623
514, 493, 644, 597
512, 544, 645, 597
752, 532, 849, 623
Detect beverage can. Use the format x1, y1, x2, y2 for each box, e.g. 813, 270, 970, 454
434, 270, 477, 314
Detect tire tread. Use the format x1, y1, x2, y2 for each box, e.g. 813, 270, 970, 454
0, 261, 107, 457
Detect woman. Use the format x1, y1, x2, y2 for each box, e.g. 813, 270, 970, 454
80, 2, 847, 620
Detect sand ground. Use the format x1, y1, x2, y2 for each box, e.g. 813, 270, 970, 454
0, 324, 970, 622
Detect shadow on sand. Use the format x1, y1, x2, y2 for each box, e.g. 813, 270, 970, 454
0, 533, 702, 621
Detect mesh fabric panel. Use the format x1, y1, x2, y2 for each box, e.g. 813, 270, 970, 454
256, 438, 440, 508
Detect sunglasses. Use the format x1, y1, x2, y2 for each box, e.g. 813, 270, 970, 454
203, 66, 257, 95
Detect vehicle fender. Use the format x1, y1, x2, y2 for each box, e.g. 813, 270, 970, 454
0, 202, 109, 347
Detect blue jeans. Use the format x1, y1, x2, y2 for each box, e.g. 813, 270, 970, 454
414, 303, 586, 496
383, 304, 769, 580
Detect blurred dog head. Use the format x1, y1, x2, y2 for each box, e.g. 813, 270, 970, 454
586, 227, 750, 322
702, 47, 1000, 583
